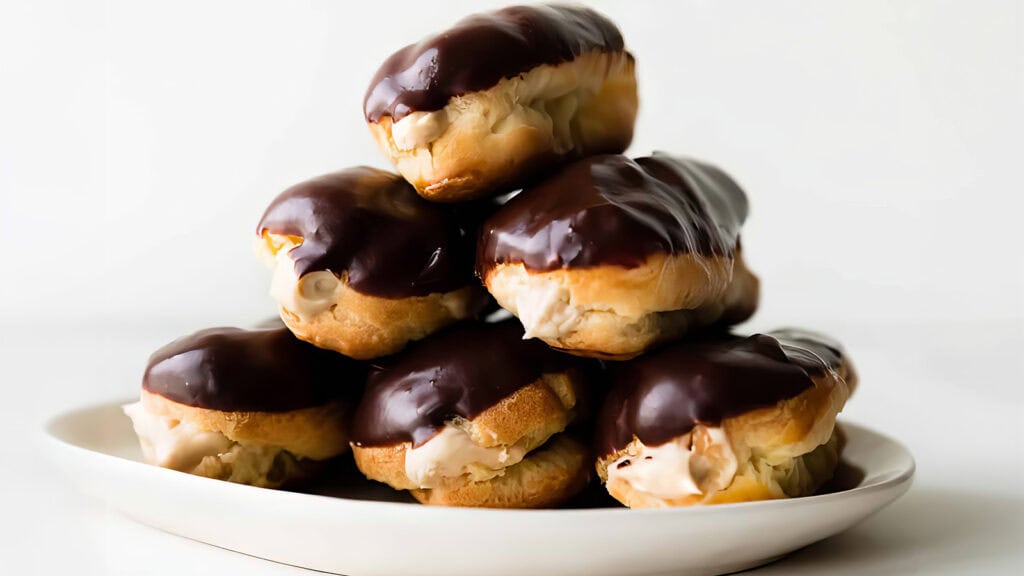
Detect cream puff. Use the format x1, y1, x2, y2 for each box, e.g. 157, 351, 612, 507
350, 320, 590, 508
123, 326, 364, 488
257, 167, 492, 360
595, 329, 855, 508
364, 4, 637, 202
478, 153, 759, 360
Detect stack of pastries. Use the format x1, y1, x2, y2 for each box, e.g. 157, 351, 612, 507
125, 4, 857, 509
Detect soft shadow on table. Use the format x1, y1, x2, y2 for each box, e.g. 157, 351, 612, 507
746, 486, 1024, 574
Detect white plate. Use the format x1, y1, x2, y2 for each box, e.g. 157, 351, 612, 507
44, 401, 913, 576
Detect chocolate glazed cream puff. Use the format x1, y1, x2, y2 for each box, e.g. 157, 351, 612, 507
595, 329, 856, 508
123, 327, 365, 488
478, 153, 760, 360
350, 320, 590, 508
364, 4, 637, 202
257, 167, 491, 359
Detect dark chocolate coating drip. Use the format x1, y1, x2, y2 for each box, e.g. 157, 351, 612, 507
143, 327, 365, 412
596, 330, 844, 456
351, 320, 568, 447
364, 4, 625, 122
257, 167, 490, 299
478, 154, 748, 273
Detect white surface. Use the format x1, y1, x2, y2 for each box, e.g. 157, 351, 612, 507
1, 0, 1023, 573
43, 403, 912, 576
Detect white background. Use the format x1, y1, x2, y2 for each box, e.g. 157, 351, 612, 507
1, 0, 1022, 574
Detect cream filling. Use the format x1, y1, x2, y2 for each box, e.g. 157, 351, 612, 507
123, 401, 233, 472
513, 279, 584, 340
608, 427, 738, 501
404, 425, 528, 489
268, 247, 341, 321
390, 110, 450, 150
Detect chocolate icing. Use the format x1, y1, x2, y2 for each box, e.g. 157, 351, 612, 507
478, 154, 748, 273
351, 320, 570, 447
364, 4, 625, 122
596, 330, 844, 456
143, 327, 365, 412
257, 167, 490, 299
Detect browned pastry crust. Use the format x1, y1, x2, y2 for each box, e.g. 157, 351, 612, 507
412, 436, 590, 508
596, 363, 856, 508
259, 232, 484, 360
352, 373, 589, 507
128, 391, 349, 488
367, 51, 637, 202
482, 249, 760, 360
141, 391, 349, 461
276, 279, 484, 361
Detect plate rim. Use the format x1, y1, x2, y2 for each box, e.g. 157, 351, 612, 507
42, 399, 916, 518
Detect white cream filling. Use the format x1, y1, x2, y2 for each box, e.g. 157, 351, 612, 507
608, 427, 738, 501
513, 279, 584, 340
123, 401, 233, 472
390, 110, 450, 150
404, 425, 528, 489
268, 247, 341, 321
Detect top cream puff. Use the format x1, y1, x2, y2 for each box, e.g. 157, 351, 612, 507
477, 153, 760, 360
257, 167, 491, 359
364, 4, 638, 202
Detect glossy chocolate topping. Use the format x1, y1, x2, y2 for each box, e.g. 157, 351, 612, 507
257, 167, 489, 298
143, 327, 365, 412
478, 154, 748, 273
351, 320, 569, 447
596, 330, 844, 456
364, 4, 625, 122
